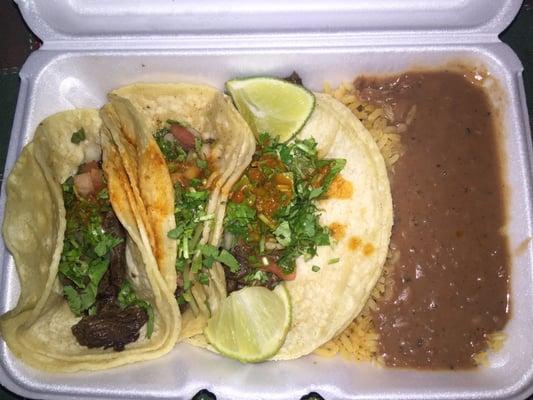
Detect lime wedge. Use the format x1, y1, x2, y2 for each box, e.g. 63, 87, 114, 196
226, 77, 315, 142
204, 284, 291, 362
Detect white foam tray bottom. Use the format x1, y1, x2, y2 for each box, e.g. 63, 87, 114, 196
0, 44, 532, 400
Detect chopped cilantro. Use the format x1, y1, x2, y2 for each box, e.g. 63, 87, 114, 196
224, 202, 256, 237
62, 177, 75, 205
223, 133, 345, 277
197, 273, 210, 285
169, 184, 210, 266
194, 136, 203, 154
154, 126, 187, 162
190, 178, 203, 188
87, 258, 109, 285
63, 285, 82, 315
317, 158, 347, 198
164, 159, 211, 305
58, 183, 117, 316
199, 244, 219, 268
273, 221, 291, 247
196, 158, 208, 170
191, 253, 203, 273
71, 128, 86, 144
196, 244, 240, 273
200, 244, 219, 258
60, 262, 104, 317
154, 121, 219, 307
217, 249, 239, 273
245, 270, 269, 284
94, 235, 122, 257
58, 176, 154, 339
312, 265, 321, 272
185, 190, 209, 202
328, 257, 340, 264
258, 213, 276, 229
97, 188, 109, 200
153, 121, 208, 169
118, 281, 155, 338
308, 187, 323, 200
167, 226, 184, 240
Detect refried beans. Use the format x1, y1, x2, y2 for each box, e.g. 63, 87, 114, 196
355, 71, 510, 369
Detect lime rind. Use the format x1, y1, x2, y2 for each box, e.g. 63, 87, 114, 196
204, 284, 291, 363
225, 77, 315, 143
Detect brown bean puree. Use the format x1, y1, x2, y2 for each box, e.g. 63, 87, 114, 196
355, 71, 510, 369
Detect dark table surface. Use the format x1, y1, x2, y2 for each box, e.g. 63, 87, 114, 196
0, 1, 532, 399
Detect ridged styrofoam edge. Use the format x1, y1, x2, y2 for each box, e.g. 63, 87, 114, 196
0, 43, 531, 400
14, 0, 523, 45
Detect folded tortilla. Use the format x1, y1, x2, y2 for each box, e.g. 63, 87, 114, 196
273, 94, 392, 359
101, 83, 256, 338
0, 110, 180, 372
187, 93, 393, 359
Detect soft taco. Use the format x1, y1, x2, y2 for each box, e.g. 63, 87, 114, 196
0, 110, 180, 372
189, 84, 393, 360
100, 83, 256, 338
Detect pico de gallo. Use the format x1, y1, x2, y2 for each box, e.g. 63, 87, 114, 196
223, 133, 346, 292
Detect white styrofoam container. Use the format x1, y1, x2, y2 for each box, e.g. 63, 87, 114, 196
1, 1, 532, 399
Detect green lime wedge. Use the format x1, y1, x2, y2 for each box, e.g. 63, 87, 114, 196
204, 284, 291, 362
226, 77, 315, 142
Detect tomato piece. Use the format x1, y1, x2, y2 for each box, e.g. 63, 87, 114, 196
74, 162, 105, 198
74, 172, 95, 197
170, 124, 196, 151
248, 167, 263, 183
263, 261, 296, 281
89, 168, 105, 193
231, 189, 245, 203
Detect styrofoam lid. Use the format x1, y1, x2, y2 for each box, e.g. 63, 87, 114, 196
17, 0, 522, 43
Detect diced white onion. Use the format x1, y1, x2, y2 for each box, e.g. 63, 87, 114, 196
84, 143, 101, 162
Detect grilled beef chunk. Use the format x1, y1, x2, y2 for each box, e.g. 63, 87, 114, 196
225, 243, 281, 293
283, 71, 303, 86
97, 211, 127, 305
72, 304, 148, 351
174, 274, 188, 313
73, 210, 148, 351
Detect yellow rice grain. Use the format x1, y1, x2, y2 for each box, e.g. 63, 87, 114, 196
473, 350, 489, 366
342, 334, 357, 352
389, 154, 400, 165
396, 123, 408, 133
368, 108, 384, 123
473, 332, 507, 366
314, 341, 340, 357
323, 82, 332, 95
334, 85, 348, 100
342, 94, 358, 105
487, 331, 507, 352
373, 116, 388, 130
355, 110, 368, 120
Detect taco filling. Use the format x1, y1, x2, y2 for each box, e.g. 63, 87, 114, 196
222, 133, 346, 292
59, 155, 154, 351
154, 121, 239, 314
